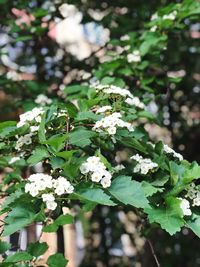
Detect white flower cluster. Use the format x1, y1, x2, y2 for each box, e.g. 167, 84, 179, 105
178, 198, 192, 216
35, 94, 52, 106
93, 83, 145, 109
185, 183, 200, 206
25, 173, 74, 210
16, 107, 44, 151
125, 97, 145, 109
163, 10, 177, 20
131, 154, 158, 175
127, 50, 141, 63
150, 10, 177, 21
163, 144, 183, 161
96, 106, 112, 114
113, 164, 125, 173
92, 112, 134, 135
17, 107, 44, 128
80, 156, 112, 188
120, 34, 130, 41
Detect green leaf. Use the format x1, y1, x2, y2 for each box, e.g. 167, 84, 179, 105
44, 134, 68, 153
55, 150, 77, 160
42, 223, 58, 233
27, 146, 49, 165
75, 186, 116, 206
43, 214, 74, 233
38, 112, 46, 143
169, 161, 185, 185
47, 253, 68, 267
4, 252, 33, 262
141, 181, 164, 197
145, 197, 185, 235
55, 214, 74, 225
1, 190, 23, 213
117, 137, 146, 154
108, 176, 149, 208
69, 127, 95, 148
27, 241, 48, 258
187, 215, 200, 238
183, 161, 200, 183
3, 205, 37, 236
76, 111, 102, 121
0, 240, 11, 254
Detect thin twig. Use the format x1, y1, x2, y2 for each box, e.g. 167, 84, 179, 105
147, 239, 161, 267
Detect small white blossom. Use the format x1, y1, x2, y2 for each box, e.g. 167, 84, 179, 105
96, 106, 112, 114
92, 112, 134, 135
113, 164, 125, 172
46, 201, 57, 210
178, 198, 192, 216
163, 144, 183, 161
120, 35, 130, 41
17, 107, 44, 128
101, 176, 111, 188
80, 156, 112, 188
150, 25, 158, 32
127, 50, 141, 63
131, 154, 158, 174
35, 94, 52, 106
42, 193, 55, 202
125, 97, 145, 109
163, 10, 177, 20
9, 157, 21, 164
151, 13, 158, 21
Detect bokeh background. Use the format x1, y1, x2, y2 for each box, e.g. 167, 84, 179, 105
0, 1, 200, 266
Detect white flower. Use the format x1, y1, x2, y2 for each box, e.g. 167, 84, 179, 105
91, 172, 103, 182
96, 106, 112, 114
150, 25, 157, 32
80, 163, 90, 174
163, 144, 183, 161
86, 156, 101, 166
127, 50, 141, 63
9, 157, 20, 164
179, 198, 192, 216
131, 154, 158, 174
54, 176, 74, 195
30, 125, 39, 133
35, 94, 52, 106
125, 97, 145, 109
101, 176, 111, 188
42, 193, 55, 202
93, 112, 134, 135
163, 10, 177, 20
17, 107, 44, 127
107, 127, 117, 135
113, 164, 125, 172
46, 201, 57, 210
151, 13, 158, 21
120, 35, 130, 41
55, 186, 65, 195
80, 156, 112, 188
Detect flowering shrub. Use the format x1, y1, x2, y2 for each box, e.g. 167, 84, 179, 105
0, 0, 200, 266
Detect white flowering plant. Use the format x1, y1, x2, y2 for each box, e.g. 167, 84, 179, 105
0, 0, 200, 266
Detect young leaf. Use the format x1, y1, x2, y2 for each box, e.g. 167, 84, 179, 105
108, 176, 150, 208
3, 205, 37, 236
145, 197, 185, 235
27, 146, 49, 166
27, 241, 48, 258
0, 240, 11, 254
47, 253, 68, 267
69, 128, 95, 147
4, 252, 33, 262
